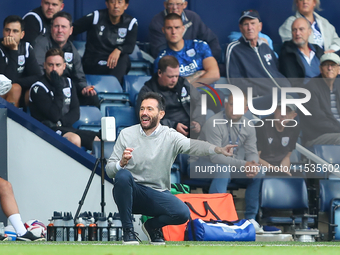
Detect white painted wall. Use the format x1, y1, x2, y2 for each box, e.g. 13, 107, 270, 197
6, 118, 145, 239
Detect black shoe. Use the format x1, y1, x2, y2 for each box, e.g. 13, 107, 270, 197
0, 235, 8, 241
16, 231, 45, 241
142, 220, 165, 245
122, 228, 140, 245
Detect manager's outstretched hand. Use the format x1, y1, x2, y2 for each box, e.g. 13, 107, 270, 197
214, 144, 238, 157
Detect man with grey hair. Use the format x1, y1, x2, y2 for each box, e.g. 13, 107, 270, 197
148, 0, 221, 61
279, 17, 324, 87
279, 0, 340, 53
300, 53, 340, 146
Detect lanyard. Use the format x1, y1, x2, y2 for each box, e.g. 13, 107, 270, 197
227, 124, 242, 146
224, 113, 242, 156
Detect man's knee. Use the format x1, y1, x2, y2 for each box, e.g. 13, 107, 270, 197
63, 132, 81, 147
11, 83, 22, 95
0, 178, 13, 195
114, 169, 133, 187
173, 202, 190, 225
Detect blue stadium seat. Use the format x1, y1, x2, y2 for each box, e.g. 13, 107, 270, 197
105, 105, 138, 138
124, 75, 151, 106
311, 145, 340, 178
73, 40, 86, 58
73, 106, 102, 132
313, 145, 340, 164
128, 44, 152, 75
319, 180, 340, 240
86, 74, 130, 115
290, 149, 305, 177
260, 178, 315, 227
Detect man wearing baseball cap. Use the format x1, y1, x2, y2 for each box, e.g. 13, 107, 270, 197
226, 9, 291, 97
300, 52, 340, 147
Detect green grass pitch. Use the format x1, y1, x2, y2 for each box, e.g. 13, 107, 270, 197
1, 241, 340, 255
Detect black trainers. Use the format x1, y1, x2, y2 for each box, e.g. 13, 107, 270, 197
16, 231, 45, 241
0, 235, 8, 241
122, 228, 140, 245
142, 220, 165, 245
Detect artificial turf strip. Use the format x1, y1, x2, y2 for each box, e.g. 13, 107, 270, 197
1, 242, 340, 255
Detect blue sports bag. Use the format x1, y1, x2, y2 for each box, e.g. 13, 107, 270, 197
187, 219, 256, 241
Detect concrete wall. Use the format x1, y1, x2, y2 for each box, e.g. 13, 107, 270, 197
7, 118, 117, 226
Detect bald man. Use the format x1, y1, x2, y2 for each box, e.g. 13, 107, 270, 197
279, 17, 324, 87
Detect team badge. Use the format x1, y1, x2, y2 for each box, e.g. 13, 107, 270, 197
63, 87, 71, 97
264, 54, 272, 65
268, 137, 273, 144
99, 26, 105, 36
181, 87, 188, 97
281, 137, 289, 147
186, 49, 196, 57
18, 55, 25, 65
118, 28, 127, 38
64, 52, 73, 62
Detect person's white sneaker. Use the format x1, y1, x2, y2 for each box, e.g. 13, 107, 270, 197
249, 219, 264, 234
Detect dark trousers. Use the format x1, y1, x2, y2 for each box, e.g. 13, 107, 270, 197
83, 54, 131, 85
113, 169, 190, 229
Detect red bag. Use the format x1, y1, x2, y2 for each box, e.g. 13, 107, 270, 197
162, 193, 238, 241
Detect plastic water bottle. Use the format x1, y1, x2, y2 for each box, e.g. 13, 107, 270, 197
63, 212, 74, 241
97, 213, 108, 241
53, 211, 64, 241
112, 213, 122, 241
88, 223, 98, 241
0, 222, 5, 237
47, 220, 55, 241
108, 213, 116, 241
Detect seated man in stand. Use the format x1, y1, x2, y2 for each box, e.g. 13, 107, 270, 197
106, 91, 236, 245
136, 55, 203, 138
0, 178, 45, 241
226, 9, 291, 97
300, 53, 340, 147
198, 92, 265, 233
72, 0, 138, 85
256, 97, 300, 177
22, 0, 64, 45
154, 13, 220, 87
279, 18, 323, 87
29, 48, 99, 151
149, 0, 221, 61
0, 15, 42, 107
34, 12, 99, 107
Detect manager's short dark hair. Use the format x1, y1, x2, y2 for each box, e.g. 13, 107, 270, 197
141, 92, 166, 111
3, 15, 25, 31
